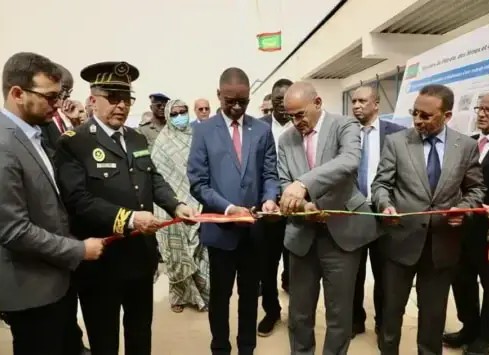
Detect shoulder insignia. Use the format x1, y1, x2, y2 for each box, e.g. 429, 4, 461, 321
63, 130, 76, 137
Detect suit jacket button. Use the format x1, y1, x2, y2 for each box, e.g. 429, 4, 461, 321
129, 168, 134, 172
134, 185, 139, 190
140, 204, 144, 209
147, 167, 151, 172
103, 172, 109, 178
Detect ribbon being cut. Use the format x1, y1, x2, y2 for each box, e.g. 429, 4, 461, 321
102, 207, 488, 246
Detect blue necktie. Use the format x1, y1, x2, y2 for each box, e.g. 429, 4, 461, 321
426, 136, 441, 192
358, 126, 372, 197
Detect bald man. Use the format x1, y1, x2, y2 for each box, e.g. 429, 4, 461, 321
193, 98, 211, 125
277, 81, 378, 354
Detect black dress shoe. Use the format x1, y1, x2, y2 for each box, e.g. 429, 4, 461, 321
257, 314, 280, 337
443, 330, 476, 349
464, 338, 489, 355
351, 323, 366, 339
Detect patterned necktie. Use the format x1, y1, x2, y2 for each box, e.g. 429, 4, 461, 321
426, 136, 441, 192
305, 130, 317, 169
358, 126, 373, 197
231, 120, 241, 164
479, 136, 488, 154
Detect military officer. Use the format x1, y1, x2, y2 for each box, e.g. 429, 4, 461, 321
54, 61, 196, 355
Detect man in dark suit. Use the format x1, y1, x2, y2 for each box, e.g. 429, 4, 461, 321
0, 52, 104, 355
54, 61, 196, 355
258, 78, 293, 337
443, 93, 489, 355
350, 86, 405, 339
187, 67, 280, 355
371, 84, 486, 355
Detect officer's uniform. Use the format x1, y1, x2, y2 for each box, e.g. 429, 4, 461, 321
137, 93, 169, 151
54, 61, 181, 355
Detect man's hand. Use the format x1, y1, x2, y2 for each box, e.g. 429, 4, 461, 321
382, 206, 400, 225
445, 207, 465, 227
262, 200, 279, 213
83, 238, 105, 260
227, 206, 251, 216
280, 181, 307, 215
133, 211, 162, 234
304, 202, 327, 223
62, 99, 81, 126
175, 204, 198, 225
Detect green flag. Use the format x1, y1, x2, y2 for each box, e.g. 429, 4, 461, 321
257, 31, 282, 52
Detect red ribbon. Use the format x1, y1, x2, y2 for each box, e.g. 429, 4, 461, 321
101, 208, 487, 246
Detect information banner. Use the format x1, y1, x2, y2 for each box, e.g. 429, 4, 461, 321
393, 25, 489, 134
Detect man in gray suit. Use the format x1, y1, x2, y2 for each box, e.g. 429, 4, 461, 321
371, 84, 486, 355
277, 82, 378, 354
0, 52, 104, 355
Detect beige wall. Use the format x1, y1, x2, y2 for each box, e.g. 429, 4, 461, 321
251, 0, 489, 116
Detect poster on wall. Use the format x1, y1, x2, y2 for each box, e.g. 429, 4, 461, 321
393, 24, 489, 134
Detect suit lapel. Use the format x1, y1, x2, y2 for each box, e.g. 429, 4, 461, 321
315, 111, 334, 164
92, 119, 126, 159
379, 120, 386, 151
433, 128, 460, 200
216, 115, 241, 173
406, 129, 431, 197
12, 126, 59, 194
240, 116, 253, 178
123, 127, 135, 166
291, 129, 309, 175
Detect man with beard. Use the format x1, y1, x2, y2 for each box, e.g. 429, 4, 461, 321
54, 61, 197, 355
0, 52, 104, 355
187, 67, 280, 355
138, 92, 170, 151
258, 78, 293, 337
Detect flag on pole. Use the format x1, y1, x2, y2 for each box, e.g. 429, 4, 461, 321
257, 31, 282, 52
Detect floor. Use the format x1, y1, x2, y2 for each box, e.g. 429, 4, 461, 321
0, 263, 464, 354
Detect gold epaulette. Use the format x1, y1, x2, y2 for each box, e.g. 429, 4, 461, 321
63, 130, 76, 137
113, 208, 132, 235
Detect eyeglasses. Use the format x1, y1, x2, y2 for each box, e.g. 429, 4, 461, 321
409, 108, 437, 120
197, 107, 210, 112
94, 93, 135, 106
262, 108, 273, 115
169, 109, 188, 118
22, 88, 62, 104
284, 110, 307, 121
224, 98, 249, 107
474, 106, 489, 115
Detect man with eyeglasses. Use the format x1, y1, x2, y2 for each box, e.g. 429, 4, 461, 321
371, 84, 485, 354
277, 81, 377, 354
443, 95, 489, 355
0, 52, 105, 355
41, 64, 83, 152
138, 92, 170, 151
192, 98, 211, 126
187, 67, 280, 355
54, 61, 197, 355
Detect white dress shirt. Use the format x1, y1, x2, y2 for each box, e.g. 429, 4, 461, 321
93, 116, 127, 151
1, 108, 59, 193
221, 111, 243, 143
479, 133, 489, 163
360, 117, 381, 202
271, 115, 293, 152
